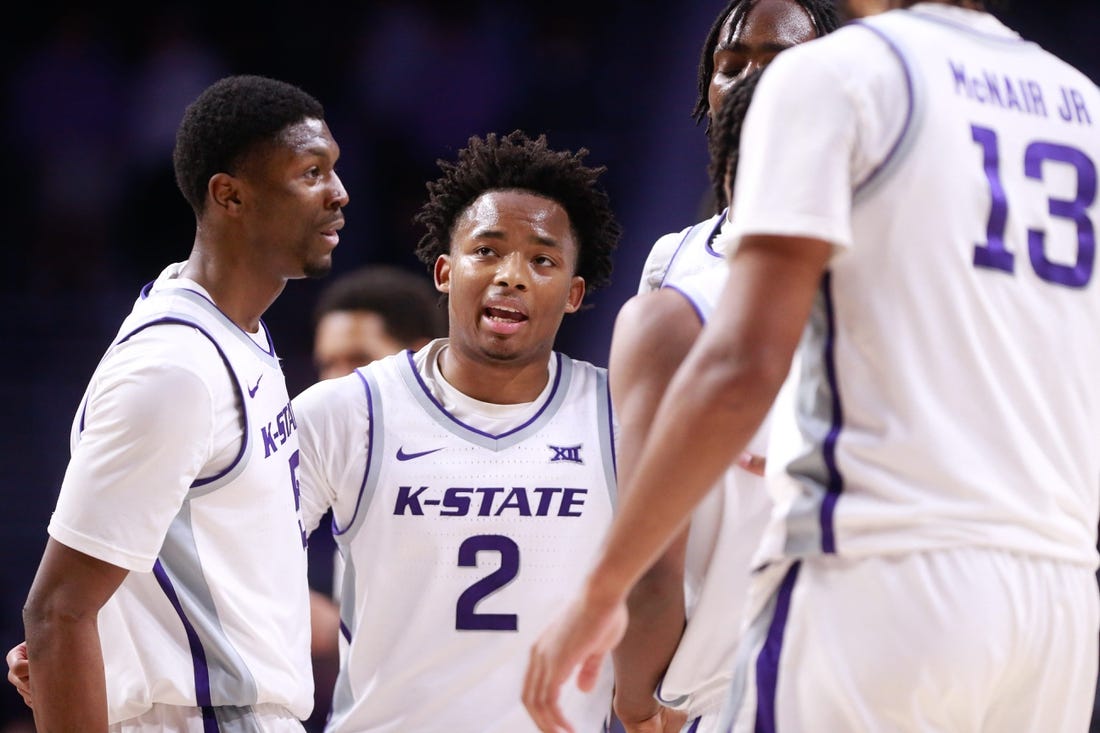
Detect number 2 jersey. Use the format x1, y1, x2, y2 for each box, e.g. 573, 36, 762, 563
294, 338, 617, 732
729, 4, 1100, 567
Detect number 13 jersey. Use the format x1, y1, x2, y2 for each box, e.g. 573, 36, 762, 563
729, 5, 1100, 567
295, 338, 617, 732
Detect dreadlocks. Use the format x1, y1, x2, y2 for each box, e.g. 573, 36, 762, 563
692, 0, 840, 126
707, 67, 766, 211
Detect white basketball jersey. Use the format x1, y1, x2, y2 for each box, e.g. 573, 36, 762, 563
325, 349, 616, 733
651, 265, 773, 718
57, 280, 312, 722
638, 212, 726, 294
739, 7, 1100, 566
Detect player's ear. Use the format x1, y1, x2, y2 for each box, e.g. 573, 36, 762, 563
564, 275, 585, 314
434, 255, 451, 294
210, 173, 243, 214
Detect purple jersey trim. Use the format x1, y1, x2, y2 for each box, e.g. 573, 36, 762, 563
605, 377, 618, 482
754, 561, 801, 733
658, 212, 727, 289
140, 280, 277, 358
89, 318, 248, 489
662, 285, 707, 325
404, 349, 564, 440
153, 560, 215, 710
201, 706, 220, 733
851, 23, 915, 196
704, 210, 728, 258
332, 369, 376, 537
657, 224, 701, 290
819, 274, 844, 554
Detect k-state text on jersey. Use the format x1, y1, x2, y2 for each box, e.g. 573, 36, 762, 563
394, 485, 590, 517
261, 402, 297, 457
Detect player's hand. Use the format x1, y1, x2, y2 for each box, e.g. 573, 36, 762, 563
6, 641, 31, 707
523, 591, 628, 733
737, 451, 766, 476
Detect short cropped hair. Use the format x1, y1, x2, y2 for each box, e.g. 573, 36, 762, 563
312, 265, 446, 345
413, 131, 621, 293
173, 74, 325, 216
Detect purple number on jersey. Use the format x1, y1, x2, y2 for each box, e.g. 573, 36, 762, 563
455, 534, 520, 631
972, 123, 1097, 288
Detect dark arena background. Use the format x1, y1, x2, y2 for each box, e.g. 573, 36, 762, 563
0, 1, 1096, 730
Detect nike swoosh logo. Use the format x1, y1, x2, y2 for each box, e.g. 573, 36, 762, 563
396, 446, 444, 461
247, 374, 263, 398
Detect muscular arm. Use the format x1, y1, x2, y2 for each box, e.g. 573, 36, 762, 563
525, 235, 831, 732
607, 291, 700, 730
22, 329, 225, 731
589, 235, 829, 611
23, 539, 129, 732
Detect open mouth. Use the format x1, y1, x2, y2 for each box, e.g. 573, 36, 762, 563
483, 305, 528, 334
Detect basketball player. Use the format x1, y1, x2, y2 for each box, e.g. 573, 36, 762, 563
292, 130, 622, 733
305, 263, 445, 731
311, 264, 445, 382
524, 2, 1100, 732
14, 75, 349, 731
637, 0, 837, 295
608, 70, 773, 733
611, 2, 838, 729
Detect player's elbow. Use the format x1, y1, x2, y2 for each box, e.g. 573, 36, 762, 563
692, 343, 789, 418
23, 585, 103, 638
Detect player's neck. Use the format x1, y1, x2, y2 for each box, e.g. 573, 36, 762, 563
179, 247, 285, 333
437, 342, 552, 405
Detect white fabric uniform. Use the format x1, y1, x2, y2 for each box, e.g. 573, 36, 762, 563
640, 215, 761, 729
637, 211, 727, 295
651, 261, 773, 733
722, 5, 1100, 731
295, 339, 617, 733
49, 263, 313, 730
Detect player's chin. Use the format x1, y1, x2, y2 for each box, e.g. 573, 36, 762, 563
303, 255, 334, 280
478, 336, 522, 362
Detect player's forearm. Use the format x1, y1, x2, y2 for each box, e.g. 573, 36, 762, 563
611, 565, 686, 724
24, 614, 109, 732
22, 539, 128, 731
588, 341, 781, 604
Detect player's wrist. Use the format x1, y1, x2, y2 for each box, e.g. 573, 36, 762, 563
580, 565, 630, 611
612, 692, 662, 725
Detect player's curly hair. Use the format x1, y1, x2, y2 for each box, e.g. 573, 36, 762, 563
692, 0, 839, 127
708, 67, 766, 211
173, 74, 325, 216
413, 130, 620, 293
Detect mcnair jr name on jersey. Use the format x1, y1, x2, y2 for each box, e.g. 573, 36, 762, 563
949, 60, 1093, 125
